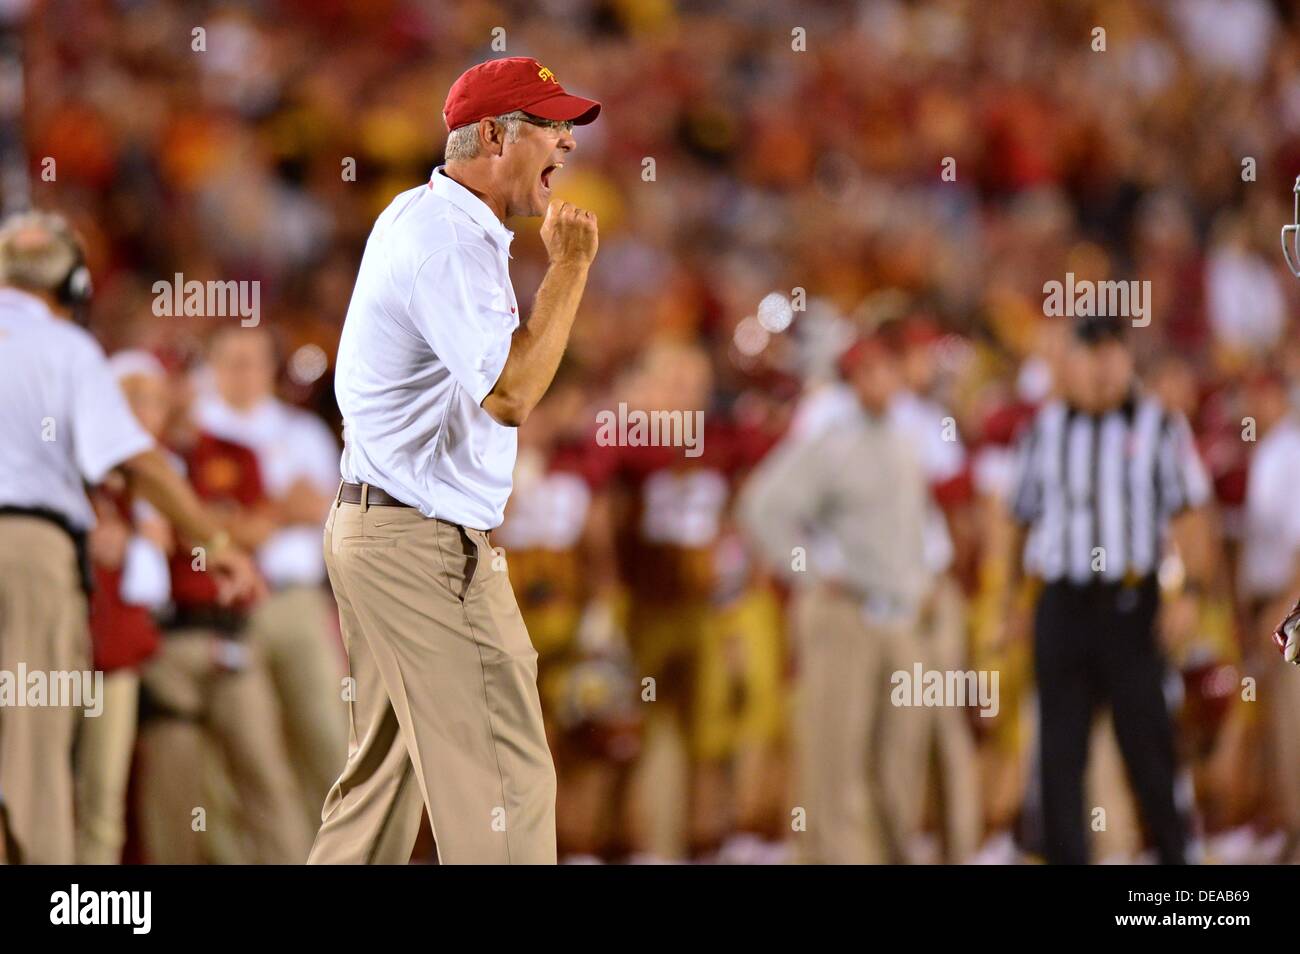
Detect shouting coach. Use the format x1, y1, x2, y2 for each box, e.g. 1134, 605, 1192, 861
309, 58, 600, 865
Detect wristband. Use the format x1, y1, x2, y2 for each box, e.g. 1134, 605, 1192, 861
203, 529, 232, 559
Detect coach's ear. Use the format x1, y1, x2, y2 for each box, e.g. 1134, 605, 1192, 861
480, 116, 507, 157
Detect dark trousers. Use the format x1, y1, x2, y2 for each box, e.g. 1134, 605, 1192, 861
1033, 576, 1188, 864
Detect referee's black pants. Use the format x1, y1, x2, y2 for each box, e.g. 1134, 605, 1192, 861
1033, 575, 1188, 864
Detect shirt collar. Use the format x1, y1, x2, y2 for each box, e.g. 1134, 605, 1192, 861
1066, 389, 1140, 422
1119, 390, 1138, 422
429, 165, 514, 257
0, 287, 55, 320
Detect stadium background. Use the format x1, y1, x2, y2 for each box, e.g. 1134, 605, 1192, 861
25, 0, 1300, 862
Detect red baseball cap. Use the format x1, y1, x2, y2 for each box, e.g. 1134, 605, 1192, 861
443, 57, 601, 131
837, 331, 897, 379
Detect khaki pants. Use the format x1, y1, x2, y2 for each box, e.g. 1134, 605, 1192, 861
891, 575, 982, 862
74, 668, 140, 864
136, 629, 313, 863
791, 582, 919, 864
0, 517, 88, 864
245, 585, 347, 830
308, 496, 556, 865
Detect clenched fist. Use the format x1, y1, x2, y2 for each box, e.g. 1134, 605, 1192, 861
540, 200, 598, 266
1274, 595, 1300, 664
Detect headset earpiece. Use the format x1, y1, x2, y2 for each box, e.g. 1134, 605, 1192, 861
56, 259, 91, 306
54, 243, 92, 325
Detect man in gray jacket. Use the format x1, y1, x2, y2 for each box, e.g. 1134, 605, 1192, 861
739, 330, 930, 863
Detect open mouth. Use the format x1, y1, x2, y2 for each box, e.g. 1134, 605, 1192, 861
541, 162, 562, 190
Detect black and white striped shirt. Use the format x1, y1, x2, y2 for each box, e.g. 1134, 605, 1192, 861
1010, 394, 1210, 584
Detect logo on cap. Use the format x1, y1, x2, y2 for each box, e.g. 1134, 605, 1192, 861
442, 57, 601, 131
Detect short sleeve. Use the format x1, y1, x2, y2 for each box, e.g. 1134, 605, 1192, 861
920, 416, 966, 484
69, 340, 155, 484
119, 535, 171, 609
408, 243, 516, 406
1157, 412, 1211, 517
292, 414, 342, 494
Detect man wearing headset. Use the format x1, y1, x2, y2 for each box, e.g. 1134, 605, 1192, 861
0, 211, 259, 863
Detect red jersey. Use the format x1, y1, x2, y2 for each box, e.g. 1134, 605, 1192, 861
168, 432, 265, 612
88, 486, 162, 672
598, 417, 775, 603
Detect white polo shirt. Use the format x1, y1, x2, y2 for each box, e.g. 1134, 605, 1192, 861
0, 288, 155, 529
1239, 416, 1300, 600
335, 166, 520, 530
195, 392, 340, 588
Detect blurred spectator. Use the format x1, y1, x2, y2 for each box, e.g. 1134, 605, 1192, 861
194, 325, 347, 832
75, 353, 172, 864
740, 332, 930, 863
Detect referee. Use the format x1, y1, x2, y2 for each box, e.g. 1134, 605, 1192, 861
308, 58, 599, 865
0, 211, 259, 863
1006, 314, 1212, 865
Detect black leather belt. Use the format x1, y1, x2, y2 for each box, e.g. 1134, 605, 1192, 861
163, 605, 246, 634
338, 482, 414, 508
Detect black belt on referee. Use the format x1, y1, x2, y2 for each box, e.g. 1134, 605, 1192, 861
0, 505, 93, 596
1045, 570, 1156, 592
338, 482, 414, 508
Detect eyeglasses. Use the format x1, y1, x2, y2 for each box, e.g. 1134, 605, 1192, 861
516, 115, 574, 134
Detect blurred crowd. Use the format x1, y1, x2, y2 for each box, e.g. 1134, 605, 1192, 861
29, 0, 1300, 862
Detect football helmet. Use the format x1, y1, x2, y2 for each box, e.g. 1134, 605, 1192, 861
1282, 175, 1300, 278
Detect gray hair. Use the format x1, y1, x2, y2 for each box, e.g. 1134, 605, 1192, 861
0, 211, 81, 294
444, 110, 529, 163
